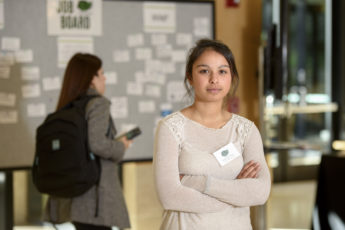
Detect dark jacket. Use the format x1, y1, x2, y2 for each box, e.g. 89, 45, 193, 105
44, 88, 130, 228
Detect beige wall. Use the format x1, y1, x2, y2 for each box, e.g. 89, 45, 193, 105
215, 0, 262, 125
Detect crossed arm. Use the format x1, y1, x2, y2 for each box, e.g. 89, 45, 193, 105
180, 126, 271, 207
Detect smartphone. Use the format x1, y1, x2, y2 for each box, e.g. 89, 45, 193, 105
116, 127, 142, 140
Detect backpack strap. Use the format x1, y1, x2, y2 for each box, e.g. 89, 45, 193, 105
75, 94, 102, 217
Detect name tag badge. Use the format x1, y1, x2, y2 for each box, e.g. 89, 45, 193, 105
213, 142, 240, 166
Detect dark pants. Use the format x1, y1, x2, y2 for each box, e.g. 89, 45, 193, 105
73, 222, 112, 230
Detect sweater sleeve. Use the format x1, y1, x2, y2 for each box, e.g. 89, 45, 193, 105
153, 121, 227, 213
86, 97, 126, 162
201, 125, 271, 207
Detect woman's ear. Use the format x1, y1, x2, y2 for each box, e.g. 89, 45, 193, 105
187, 74, 193, 86
90, 76, 96, 88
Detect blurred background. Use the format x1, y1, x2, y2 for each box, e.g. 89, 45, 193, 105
1, 0, 345, 229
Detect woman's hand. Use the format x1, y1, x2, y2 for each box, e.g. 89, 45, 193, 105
236, 160, 261, 179
119, 136, 133, 150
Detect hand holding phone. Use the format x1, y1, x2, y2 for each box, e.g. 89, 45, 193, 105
116, 127, 142, 140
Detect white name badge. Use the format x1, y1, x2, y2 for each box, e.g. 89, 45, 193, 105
213, 142, 240, 166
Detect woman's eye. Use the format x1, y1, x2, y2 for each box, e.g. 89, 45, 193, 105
219, 69, 228, 74
199, 69, 209, 74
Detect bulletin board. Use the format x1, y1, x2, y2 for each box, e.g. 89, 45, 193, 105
0, 0, 214, 169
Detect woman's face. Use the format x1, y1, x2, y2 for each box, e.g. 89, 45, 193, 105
189, 49, 231, 104
91, 68, 106, 95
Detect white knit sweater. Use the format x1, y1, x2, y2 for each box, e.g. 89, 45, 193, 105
153, 112, 271, 230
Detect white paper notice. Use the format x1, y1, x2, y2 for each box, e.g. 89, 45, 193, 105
21, 67, 40, 81
135, 71, 149, 83
194, 17, 211, 37
58, 36, 94, 68
155, 44, 172, 58
143, 2, 176, 33
145, 59, 162, 76
110, 97, 128, 119
145, 85, 161, 98
0, 66, 10, 79
47, 0, 102, 36
172, 50, 187, 62
0, 53, 15, 66
151, 34, 167, 45
15, 50, 34, 63
0, 93, 16, 107
127, 34, 144, 47
113, 50, 130, 63
150, 73, 166, 85
105, 72, 117, 85
0, 1, 4, 30
42, 77, 61, 91
0, 111, 18, 124
167, 81, 185, 102
176, 33, 193, 46
27, 103, 46, 117
22, 83, 41, 98
127, 82, 143, 95
161, 61, 175, 74
135, 48, 152, 60
138, 100, 156, 113
1, 37, 20, 51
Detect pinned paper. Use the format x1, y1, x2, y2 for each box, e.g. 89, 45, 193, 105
194, 17, 211, 37
113, 50, 130, 63
27, 103, 46, 117
21, 67, 40, 81
161, 61, 175, 74
127, 81, 143, 95
145, 59, 162, 76
145, 84, 161, 98
105, 72, 117, 85
110, 97, 128, 119
176, 33, 193, 46
172, 50, 187, 62
0, 110, 18, 124
155, 44, 172, 58
138, 100, 156, 113
15, 49, 34, 63
0, 92, 16, 107
135, 71, 149, 83
58, 36, 94, 68
42, 77, 61, 91
1, 37, 20, 51
143, 2, 176, 33
151, 34, 167, 45
135, 48, 152, 60
22, 83, 41, 98
167, 81, 185, 102
150, 73, 166, 85
127, 34, 144, 47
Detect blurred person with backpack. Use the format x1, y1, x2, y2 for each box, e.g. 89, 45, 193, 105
43, 53, 132, 230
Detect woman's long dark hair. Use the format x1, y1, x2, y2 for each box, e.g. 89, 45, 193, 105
56, 53, 102, 110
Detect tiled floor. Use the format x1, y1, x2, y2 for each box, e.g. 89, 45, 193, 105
13, 180, 318, 230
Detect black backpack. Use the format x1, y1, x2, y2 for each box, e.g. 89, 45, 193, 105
32, 95, 101, 198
